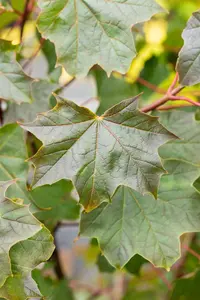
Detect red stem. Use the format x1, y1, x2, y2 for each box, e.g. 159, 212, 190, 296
157, 104, 192, 111
141, 86, 184, 113
137, 77, 167, 94
141, 71, 200, 112
22, 38, 45, 69
169, 95, 200, 107
182, 245, 200, 260
153, 267, 172, 290
167, 72, 179, 94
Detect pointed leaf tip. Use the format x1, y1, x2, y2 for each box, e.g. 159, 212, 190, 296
23, 95, 175, 210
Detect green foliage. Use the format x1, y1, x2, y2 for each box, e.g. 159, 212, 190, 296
4, 79, 59, 123
0, 228, 54, 300
125, 255, 147, 276
32, 180, 80, 230
80, 108, 200, 269
93, 68, 139, 114
22, 95, 173, 211
96, 255, 115, 274
0, 40, 33, 104
33, 269, 74, 300
171, 270, 200, 300
177, 10, 200, 86
81, 185, 180, 269
0, 123, 37, 210
37, 0, 163, 77
0, 2, 18, 29
0, 181, 41, 288
1, 0, 200, 299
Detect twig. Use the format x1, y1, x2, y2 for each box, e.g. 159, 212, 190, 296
153, 267, 172, 290
80, 97, 98, 107
20, 0, 29, 42
157, 104, 192, 111
141, 73, 200, 113
137, 77, 167, 94
167, 72, 179, 94
22, 38, 45, 69
20, 0, 35, 42
169, 95, 200, 107
173, 233, 196, 278
52, 223, 65, 279
54, 78, 76, 95
182, 245, 200, 260
7, 0, 23, 16
164, 45, 181, 53
141, 85, 184, 113
27, 0, 35, 13
0, 18, 21, 40
12, 8, 23, 16
57, 221, 79, 227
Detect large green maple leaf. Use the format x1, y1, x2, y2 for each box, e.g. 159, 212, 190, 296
0, 180, 41, 288
177, 10, 200, 86
80, 160, 200, 269
80, 109, 200, 269
21, 95, 174, 211
37, 0, 163, 77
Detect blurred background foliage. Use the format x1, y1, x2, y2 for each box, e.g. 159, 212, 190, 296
1, 0, 200, 299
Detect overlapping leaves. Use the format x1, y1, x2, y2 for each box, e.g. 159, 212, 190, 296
0, 123, 40, 211
171, 269, 200, 300
0, 40, 33, 104
80, 108, 200, 269
0, 228, 54, 300
22, 95, 173, 211
93, 68, 139, 114
0, 181, 41, 288
32, 180, 80, 230
0, 1, 20, 30
4, 79, 59, 124
37, 0, 163, 77
33, 269, 74, 300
